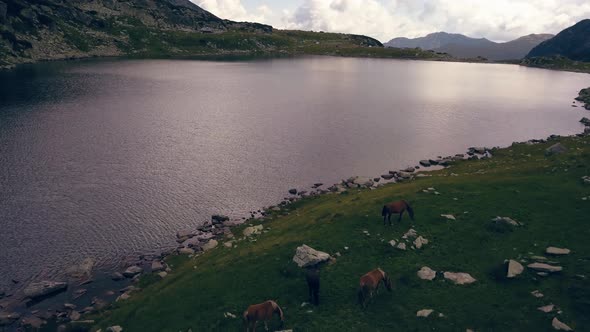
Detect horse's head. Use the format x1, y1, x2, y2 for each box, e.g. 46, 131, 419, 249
383, 273, 393, 291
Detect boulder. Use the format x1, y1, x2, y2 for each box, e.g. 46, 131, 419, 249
538, 304, 555, 313
546, 247, 571, 255
243, 225, 264, 237
288, 189, 298, 195
178, 247, 195, 255
182, 237, 202, 248
157, 271, 168, 278
402, 229, 417, 239
580, 117, 590, 126
507, 260, 524, 278
419, 160, 431, 167
212, 215, 229, 224
151, 261, 165, 272
69, 310, 81, 321
441, 214, 456, 221
413, 236, 429, 249
21, 315, 45, 328
403, 167, 415, 173
492, 216, 521, 227
531, 290, 544, 298
23, 281, 68, 299
381, 174, 395, 180
66, 258, 95, 279
111, 272, 125, 281
202, 239, 218, 251
122, 266, 143, 278
527, 263, 562, 273
552, 317, 573, 331
396, 242, 407, 251
176, 230, 195, 240
417, 267, 436, 281
292, 245, 330, 268
107, 326, 124, 332
443, 272, 476, 285
416, 309, 433, 317
545, 143, 567, 156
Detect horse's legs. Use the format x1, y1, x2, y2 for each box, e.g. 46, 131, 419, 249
398, 210, 404, 223
388, 213, 392, 226
264, 320, 269, 331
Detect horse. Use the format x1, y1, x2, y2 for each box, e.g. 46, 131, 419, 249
382, 200, 414, 225
306, 266, 320, 305
243, 300, 284, 332
357, 268, 392, 308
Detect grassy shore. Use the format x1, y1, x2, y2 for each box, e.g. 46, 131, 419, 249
87, 134, 590, 332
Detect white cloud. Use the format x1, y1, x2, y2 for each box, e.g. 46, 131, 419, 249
193, 0, 590, 42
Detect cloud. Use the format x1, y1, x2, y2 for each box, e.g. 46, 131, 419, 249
192, 0, 273, 23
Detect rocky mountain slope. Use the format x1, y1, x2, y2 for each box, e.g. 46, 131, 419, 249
0, 0, 383, 68
527, 19, 590, 62
385, 32, 553, 61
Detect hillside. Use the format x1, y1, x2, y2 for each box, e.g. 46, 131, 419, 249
527, 19, 590, 62
386, 32, 553, 61
82, 133, 590, 332
0, 0, 455, 69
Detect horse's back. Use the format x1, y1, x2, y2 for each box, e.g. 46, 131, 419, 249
386, 200, 406, 213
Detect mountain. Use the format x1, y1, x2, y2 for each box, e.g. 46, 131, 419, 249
385, 32, 554, 61
527, 19, 590, 62
0, 0, 382, 68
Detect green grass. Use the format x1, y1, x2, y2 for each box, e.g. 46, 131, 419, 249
522, 56, 590, 73
89, 136, 590, 332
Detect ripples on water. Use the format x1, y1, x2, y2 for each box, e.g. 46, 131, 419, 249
0, 57, 588, 291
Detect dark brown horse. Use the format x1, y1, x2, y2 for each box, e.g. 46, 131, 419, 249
382, 200, 414, 225
243, 300, 284, 332
306, 266, 320, 305
357, 268, 392, 308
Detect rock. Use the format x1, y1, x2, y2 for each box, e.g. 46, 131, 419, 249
69, 310, 81, 321
531, 290, 544, 298
202, 239, 218, 251
580, 117, 590, 126
398, 171, 412, 179
545, 143, 567, 156
157, 271, 168, 278
211, 214, 229, 223
417, 267, 436, 280
288, 188, 298, 195
527, 263, 563, 273
224, 312, 237, 318
552, 317, 573, 331
507, 260, 524, 278
441, 214, 456, 221
21, 315, 46, 328
546, 247, 571, 255
417, 309, 434, 317
388, 240, 397, 247
66, 258, 95, 279
243, 225, 264, 237
538, 304, 555, 313
381, 174, 395, 180
122, 266, 143, 278
293, 245, 331, 268
414, 236, 429, 249
176, 230, 195, 240
402, 229, 417, 239
0, 312, 20, 326
23, 281, 68, 299
64, 303, 77, 310
224, 241, 234, 248
151, 261, 165, 272
110, 272, 125, 281
116, 293, 131, 302
419, 160, 431, 167
396, 242, 407, 251
583, 176, 590, 185
107, 326, 124, 332
492, 216, 521, 227
403, 167, 416, 173
443, 272, 477, 285
178, 247, 195, 255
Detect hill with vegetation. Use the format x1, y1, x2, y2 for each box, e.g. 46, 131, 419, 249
0, 0, 452, 69
79, 133, 590, 332
527, 19, 590, 62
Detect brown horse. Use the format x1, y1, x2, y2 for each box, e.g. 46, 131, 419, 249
382, 200, 414, 225
306, 266, 320, 305
358, 268, 392, 308
243, 300, 284, 331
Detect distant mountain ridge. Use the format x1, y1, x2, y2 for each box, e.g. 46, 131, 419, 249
527, 19, 590, 62
385, 32, 554, 61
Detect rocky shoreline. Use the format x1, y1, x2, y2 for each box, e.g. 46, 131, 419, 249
1, 100, 589, 331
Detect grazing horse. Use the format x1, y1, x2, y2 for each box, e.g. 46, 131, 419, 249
306, 266, 320, 305
382, 200, 414, 225
358, 268, 392, 308
243, 300, 284, 332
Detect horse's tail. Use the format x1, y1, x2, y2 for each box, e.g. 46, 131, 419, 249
242, 310, 249, 331
381, 205, 388, 217
403, 200, 414, 220
274, 302, 285, 328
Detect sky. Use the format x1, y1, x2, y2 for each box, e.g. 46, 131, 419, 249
192, 0, 590, 42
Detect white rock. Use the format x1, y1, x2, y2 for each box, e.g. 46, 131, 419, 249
243, 225, 264, 237
443, 272, 477, 285
507, 260, 524, 278
178, 247, 195, 255
66, 258, 95, 279
107, 326, 123, 332
151, 261, 165, 272
202, 239, 218, 251
417, 267, 436, 280
388, 240, 397, 247
531, 290, 544, 298
492, 216, 520, 226
223, 241, 234, 248
441, 214, 456, 221
546, 247, 571, 255
402, 229, 417, 239
224, 312, 237, 319
552, 317, 573, 331
414, 236, 429, 249
396, 242, 407, 251
528, 263, 563, 273
23, 281, 68, 299
116, 293, 131, 302
417, 309, 434, 317
122, 266, 143, 278
157, 271, 168, 278
293, 245, 331, 268
538, 304, 555, 313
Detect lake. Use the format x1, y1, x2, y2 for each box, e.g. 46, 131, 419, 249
0, 56, 588, 292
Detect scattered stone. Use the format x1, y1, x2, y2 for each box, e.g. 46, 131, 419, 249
527, 263, 563, 273
538, 304, 555, 313
417, 267, 436, 280
531, 290, 544, 298
396, 242, 407, 251
413, 236, 429, 249
417, 309, 434, 317
107, 326, 123, 332
552, 317, 573, 331
546, 247, 571, 255
507, 260, 524, 278
64, 303, 77, 310
122, 266, 143, 278
402, 229, 417, 239
23, 281, 68, 299
176, 230, 195, 240
116, 293, 130, 302
583, 176, 590, 185
69, 310, 81, 321
157, 272, 168, 278
441, 214, 456, 221
293, 245, 331, 268
211, 214, 229, 223
178, 247, 195, 255
381, 174, 395, 180
545, 143, 567, 156
151, 261, 165, 272
443, 272, 477, 285
288, 189, 298, 195
243, 225, 264, 237
21, 315, 45, 329
492, 216, 521, 227
66, 258, 95, 279
388, 240, 397, 247
224, 312, 237, 319
419, 160, 431, 167
223, 241, 234, 248
580, 117, 590, 126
